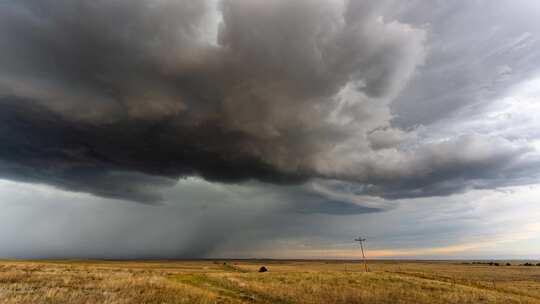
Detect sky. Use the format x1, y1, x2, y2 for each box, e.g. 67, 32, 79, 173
0, 0, 539, 259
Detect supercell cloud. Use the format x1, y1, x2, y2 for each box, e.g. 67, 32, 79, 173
1, 0, 540, 204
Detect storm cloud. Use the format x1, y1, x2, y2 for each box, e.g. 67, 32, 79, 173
1, 0, 539, 204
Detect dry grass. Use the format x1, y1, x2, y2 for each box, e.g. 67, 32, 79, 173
0, 260, 539, 303
0, 262, 217, 304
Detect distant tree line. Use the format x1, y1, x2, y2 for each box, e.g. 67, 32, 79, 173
469, 261, 540, 266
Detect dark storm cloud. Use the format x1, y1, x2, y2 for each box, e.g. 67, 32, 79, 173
0, 96, 306, 203
0, 0, 539, 204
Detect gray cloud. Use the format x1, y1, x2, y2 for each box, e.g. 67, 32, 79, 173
326, 134, 540, 199
390, 0, 540, 127
0, 0, 539, 205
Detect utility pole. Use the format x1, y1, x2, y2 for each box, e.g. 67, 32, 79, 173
354, 237, 369, 272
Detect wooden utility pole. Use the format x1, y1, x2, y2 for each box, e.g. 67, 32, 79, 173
354, 237, 369, 272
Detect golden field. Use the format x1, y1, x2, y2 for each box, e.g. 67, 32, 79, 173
0, 259, 539, 303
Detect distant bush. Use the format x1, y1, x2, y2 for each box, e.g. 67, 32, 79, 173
470, 261, 503, 266
468, 261, 540, 267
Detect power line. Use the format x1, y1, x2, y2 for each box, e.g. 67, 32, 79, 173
354, 237, 369, 272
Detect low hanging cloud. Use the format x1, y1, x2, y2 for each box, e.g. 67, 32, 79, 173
0, 0, 539, 203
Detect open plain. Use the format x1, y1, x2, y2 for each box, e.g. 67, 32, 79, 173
0, 260, 539, 304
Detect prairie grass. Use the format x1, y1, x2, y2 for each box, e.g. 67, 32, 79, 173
0, 260, 538, 303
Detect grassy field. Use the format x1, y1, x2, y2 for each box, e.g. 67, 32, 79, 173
0, 260, 539, 303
